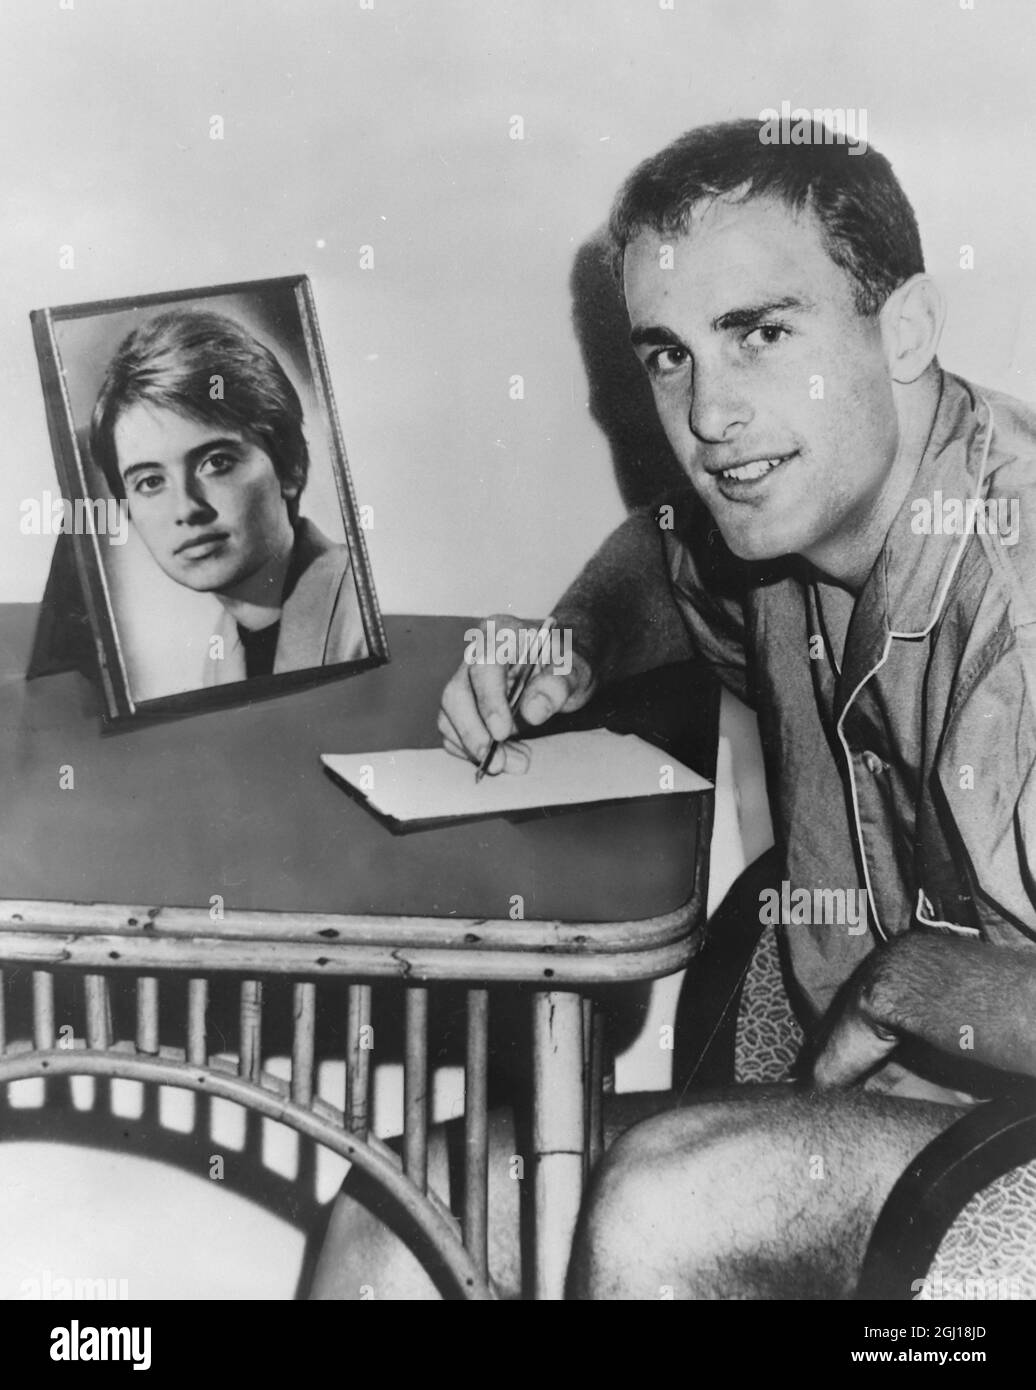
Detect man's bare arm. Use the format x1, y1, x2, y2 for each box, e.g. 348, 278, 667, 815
813, 933, 1036, 1087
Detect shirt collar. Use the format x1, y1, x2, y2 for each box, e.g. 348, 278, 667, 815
834, 370, 994, 713
881, 370, 993, 637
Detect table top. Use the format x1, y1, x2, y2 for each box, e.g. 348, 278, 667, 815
0, 606, 716, 925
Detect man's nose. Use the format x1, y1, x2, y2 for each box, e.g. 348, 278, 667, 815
174, 474, 216, 524
688, 362, 752, 443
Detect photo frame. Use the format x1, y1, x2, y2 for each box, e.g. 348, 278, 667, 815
28, 274, 387, 727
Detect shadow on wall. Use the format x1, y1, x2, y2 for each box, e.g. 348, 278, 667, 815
569, 226, 688, 511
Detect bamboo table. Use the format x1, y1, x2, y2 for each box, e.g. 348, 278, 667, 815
0, 607, 717, 1299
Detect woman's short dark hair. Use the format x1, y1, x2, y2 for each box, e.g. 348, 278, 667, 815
90, 309, 309, 521
608, 118, 925, 316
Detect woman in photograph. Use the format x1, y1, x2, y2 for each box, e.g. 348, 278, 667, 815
89, 308, 368, 685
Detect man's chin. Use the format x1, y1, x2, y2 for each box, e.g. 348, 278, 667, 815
715, 525, 798, 564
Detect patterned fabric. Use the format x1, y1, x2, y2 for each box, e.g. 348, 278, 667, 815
917, 1160, 1036, 1300
733, 922, 1036, 1299
733, 926, 804, 1085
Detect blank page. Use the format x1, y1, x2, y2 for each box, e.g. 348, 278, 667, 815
321, 728, 711, 824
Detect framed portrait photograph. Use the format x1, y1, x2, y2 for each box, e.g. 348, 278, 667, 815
29, 275, 387, 726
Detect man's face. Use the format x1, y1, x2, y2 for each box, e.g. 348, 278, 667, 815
623, 197, 901, 569
112, 403, 297, 595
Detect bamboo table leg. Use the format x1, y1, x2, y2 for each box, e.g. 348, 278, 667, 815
532, 989, 585, 1301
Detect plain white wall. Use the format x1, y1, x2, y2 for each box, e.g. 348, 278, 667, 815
2, 0, 1035, 1299
2, 0, 1036, 620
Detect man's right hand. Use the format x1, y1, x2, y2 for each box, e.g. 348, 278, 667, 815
438, 613, 596, 775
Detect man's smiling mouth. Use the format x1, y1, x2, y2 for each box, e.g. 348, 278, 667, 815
712, 451, 798, 485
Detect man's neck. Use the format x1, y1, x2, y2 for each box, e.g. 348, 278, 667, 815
806, 367, 943, 596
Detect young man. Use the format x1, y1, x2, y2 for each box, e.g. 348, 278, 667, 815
316, 119, 1036, 1299
90, 309, 367, 685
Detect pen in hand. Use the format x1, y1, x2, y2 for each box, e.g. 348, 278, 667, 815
475, 615, 556, 783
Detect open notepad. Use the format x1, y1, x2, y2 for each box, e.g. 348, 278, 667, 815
321, 728, 712, 825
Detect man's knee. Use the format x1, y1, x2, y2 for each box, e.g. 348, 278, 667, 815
570, 1089, 965, 1300
569, 1102, 740, 1300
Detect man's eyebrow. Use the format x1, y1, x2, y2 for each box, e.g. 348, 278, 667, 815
714, 297, 814, 331
118, 437, 244, 481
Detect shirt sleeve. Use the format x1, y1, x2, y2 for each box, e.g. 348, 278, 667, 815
940, 633, 1036, 940
661, 496, 755, 706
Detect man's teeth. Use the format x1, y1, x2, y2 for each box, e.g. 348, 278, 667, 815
721, 456, 786, 482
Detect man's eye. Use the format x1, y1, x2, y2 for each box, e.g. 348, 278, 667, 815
743, 323, 790, 348
646, 346, 689, 376
133, 474, 164, 495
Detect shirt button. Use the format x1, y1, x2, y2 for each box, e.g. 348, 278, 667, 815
861, 751, 885, 774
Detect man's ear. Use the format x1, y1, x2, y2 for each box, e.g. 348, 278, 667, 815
879, 273, 945, 384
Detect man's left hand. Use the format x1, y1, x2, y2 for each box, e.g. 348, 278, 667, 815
811, 929, 1036, 1089
810, 969, 901, 1089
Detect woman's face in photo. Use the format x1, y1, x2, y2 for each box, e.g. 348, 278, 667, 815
112, 402, 298, 596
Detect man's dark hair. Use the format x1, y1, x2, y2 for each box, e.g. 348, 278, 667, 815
608, 118, 925, 316
90, 309, 309, 523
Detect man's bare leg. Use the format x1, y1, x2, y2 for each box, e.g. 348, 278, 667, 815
307, 1092, 674, 1300
309, 1108, 530, 1300
568, 1086, 966, 1300
308, 1085, 959, 1300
